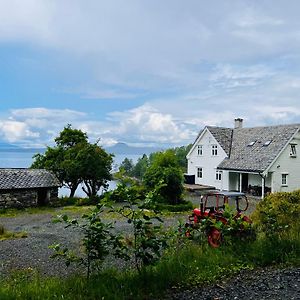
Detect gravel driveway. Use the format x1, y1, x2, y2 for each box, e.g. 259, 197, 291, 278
0, 211, 84, 277
1, 207, 299, 300
168, 267, 300, 300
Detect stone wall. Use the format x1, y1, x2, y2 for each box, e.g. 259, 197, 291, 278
0, 189, 37, 208
0, 187, 59, 208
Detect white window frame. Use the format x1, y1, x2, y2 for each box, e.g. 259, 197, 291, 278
197, 145, 203, 156
211, 145, 218, 156
290, 144, 297, 157
197, 167, 203, 178
281, 173, 288, 186
216, 170, 222, 181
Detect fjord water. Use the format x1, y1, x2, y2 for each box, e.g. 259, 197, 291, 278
0, 150, 141, 197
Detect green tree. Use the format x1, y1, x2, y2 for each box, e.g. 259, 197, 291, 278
143, 150, 184, 205
78, 143, 113, 197
172, 144, 192, 171
32, 125, 88, 197
119, 157, 134, 175
131, 154, 149, 179
31, 125, 113, 198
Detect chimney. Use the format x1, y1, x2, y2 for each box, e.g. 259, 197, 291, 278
234, 118, 243, 129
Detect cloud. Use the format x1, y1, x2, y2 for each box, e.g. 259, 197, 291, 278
0, 120, 39, 143
210, 64, 275, 89
0, 2, 300, 148
105, 104, 194, 144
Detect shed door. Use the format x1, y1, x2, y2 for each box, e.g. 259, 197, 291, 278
37, 188, 49, 206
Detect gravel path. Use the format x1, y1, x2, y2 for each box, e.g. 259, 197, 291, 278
1, 208, 299, 300
168, 267, 300, 300
0, 212, 84, 277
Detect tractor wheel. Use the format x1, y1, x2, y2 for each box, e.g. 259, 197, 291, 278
208, 228, 222, 248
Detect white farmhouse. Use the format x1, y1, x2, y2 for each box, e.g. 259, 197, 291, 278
186, 119, 300, 198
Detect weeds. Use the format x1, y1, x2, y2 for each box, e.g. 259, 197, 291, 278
0, 224, 27, 241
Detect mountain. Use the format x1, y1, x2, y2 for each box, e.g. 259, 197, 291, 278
105, 142, 164, 155
0, 142, 45, 153
0, 142, 20, 150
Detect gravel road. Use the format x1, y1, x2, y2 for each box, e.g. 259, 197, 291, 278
168, 267, 300, 300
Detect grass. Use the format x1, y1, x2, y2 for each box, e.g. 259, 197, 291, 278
0, 230, 298, 300
0, 205, 96, 218
0, 224, 27, 241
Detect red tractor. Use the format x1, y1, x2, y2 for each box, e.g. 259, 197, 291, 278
186, 191, 252, 247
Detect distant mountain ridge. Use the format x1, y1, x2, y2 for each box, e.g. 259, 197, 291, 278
105, 142, 164, 155
0, 142, 45, 152
0, 141, 163, 155
0, 142, 20, 149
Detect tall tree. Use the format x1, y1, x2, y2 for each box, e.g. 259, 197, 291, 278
78, 143, 113, 197
31, 125, 112, 198
143, 150, 184, 205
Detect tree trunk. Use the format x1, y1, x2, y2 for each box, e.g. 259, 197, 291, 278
69, 184, 78, 198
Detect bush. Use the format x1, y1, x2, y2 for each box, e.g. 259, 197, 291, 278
104, 181, 146, 203
154, 201, 193, 212
252, 190, 300, 237
143, 150, 184, 205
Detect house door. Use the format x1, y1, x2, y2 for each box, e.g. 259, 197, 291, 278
37, 188, 49, 206
241, 173, 248, 192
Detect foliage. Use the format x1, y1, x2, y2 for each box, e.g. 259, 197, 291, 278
171, 144, 192, 171
153, 201, 193, 212
77, 143, 113, 197
31, 125, 113, 198
130, 154, 149, 179
0, 224, 27, 241
119, 157, 134, 176
114, 185, 168, 273
187, 204, 255, 246
143, 150, 184, 205
252, 190, 300, 237
103, 179, 146, 203
50, 203, 125, 279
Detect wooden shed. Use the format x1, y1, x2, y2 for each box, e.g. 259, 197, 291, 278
0, 168, 60, 208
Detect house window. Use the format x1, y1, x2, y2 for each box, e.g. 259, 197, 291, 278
197, 145, 203, 156
281, 174, 288, 186
216, 170, 222, 181
197, 167, 203, 178
290, 144, 297, 157
211, 145, 218, 156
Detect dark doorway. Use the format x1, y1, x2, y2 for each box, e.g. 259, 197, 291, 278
37, 188, 49, 206
241, 173, 249, 192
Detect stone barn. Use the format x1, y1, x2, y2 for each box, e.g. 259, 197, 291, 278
0, 169, 60, 208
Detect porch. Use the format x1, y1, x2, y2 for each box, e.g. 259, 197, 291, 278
228, 171, 272, 199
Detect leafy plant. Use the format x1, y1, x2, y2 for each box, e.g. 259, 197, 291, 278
252, 190, 300, 237
50, 203, 125, 279
114, 185, 168, 273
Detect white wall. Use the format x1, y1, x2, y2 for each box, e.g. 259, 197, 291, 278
187, 129, 229, 189
268, 132, 300, 192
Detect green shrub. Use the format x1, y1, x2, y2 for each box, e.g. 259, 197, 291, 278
104, 181, 146, 203
252, 190, 300, 237
154, 201, 193, 212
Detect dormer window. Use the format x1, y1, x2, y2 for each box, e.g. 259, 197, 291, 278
248, 141, 256, 147
263, 140, 272, 146
290, 144, 297, 157
197, 145, 203, 156
211, 145, 218, 156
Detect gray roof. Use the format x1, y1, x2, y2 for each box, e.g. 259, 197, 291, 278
207, 126, 233, 156
0, 169, 60, 190
208, 124, 300, 173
